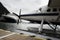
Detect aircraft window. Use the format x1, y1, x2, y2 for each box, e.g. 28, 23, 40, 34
53, 8, 57, 12
59, 8, 60, 11
47, 9, 51, 12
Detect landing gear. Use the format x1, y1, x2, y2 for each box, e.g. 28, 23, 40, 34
38, 20, 58, 33
46, 21, 60, 38
45, 20, 58, 32
38, 19, 60, 38
48, 24, 58, 33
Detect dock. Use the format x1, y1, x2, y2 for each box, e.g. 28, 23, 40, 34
0, 29, 46, 40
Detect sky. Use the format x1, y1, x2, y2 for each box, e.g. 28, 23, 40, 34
0, 0, 49, 15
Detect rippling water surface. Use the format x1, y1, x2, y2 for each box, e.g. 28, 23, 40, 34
0, 22, 60, 32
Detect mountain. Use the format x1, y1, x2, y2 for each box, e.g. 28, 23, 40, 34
0, 2, 10, 16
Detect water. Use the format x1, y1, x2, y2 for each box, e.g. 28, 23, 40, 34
0, 22, 60, 32
0, 22, 60, 40
0, 22, 40, 31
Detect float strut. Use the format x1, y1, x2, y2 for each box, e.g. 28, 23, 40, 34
39, 19, 44, 33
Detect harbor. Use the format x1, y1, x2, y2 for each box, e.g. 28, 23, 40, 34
0, 29, 46, 40
0, 22, 60, 40
0, 0, 60, 40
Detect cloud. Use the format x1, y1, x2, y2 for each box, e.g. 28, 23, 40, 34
0, 0, 49, 15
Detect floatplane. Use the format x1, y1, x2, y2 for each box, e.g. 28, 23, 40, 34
0, 0, 60, 38
0, 0, 60, 32
21, 0, 60, 32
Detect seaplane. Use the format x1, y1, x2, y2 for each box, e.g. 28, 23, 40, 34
0, 0, 60, 38
0, 0, 60, 32
21, 0, 60, 32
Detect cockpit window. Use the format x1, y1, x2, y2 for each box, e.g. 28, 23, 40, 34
47, 9, 51, 12
53, 8, 57, 12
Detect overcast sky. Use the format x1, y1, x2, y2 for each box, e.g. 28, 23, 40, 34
0, 0, 49, 15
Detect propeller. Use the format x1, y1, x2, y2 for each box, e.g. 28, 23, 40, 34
17, 9, 22, 24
